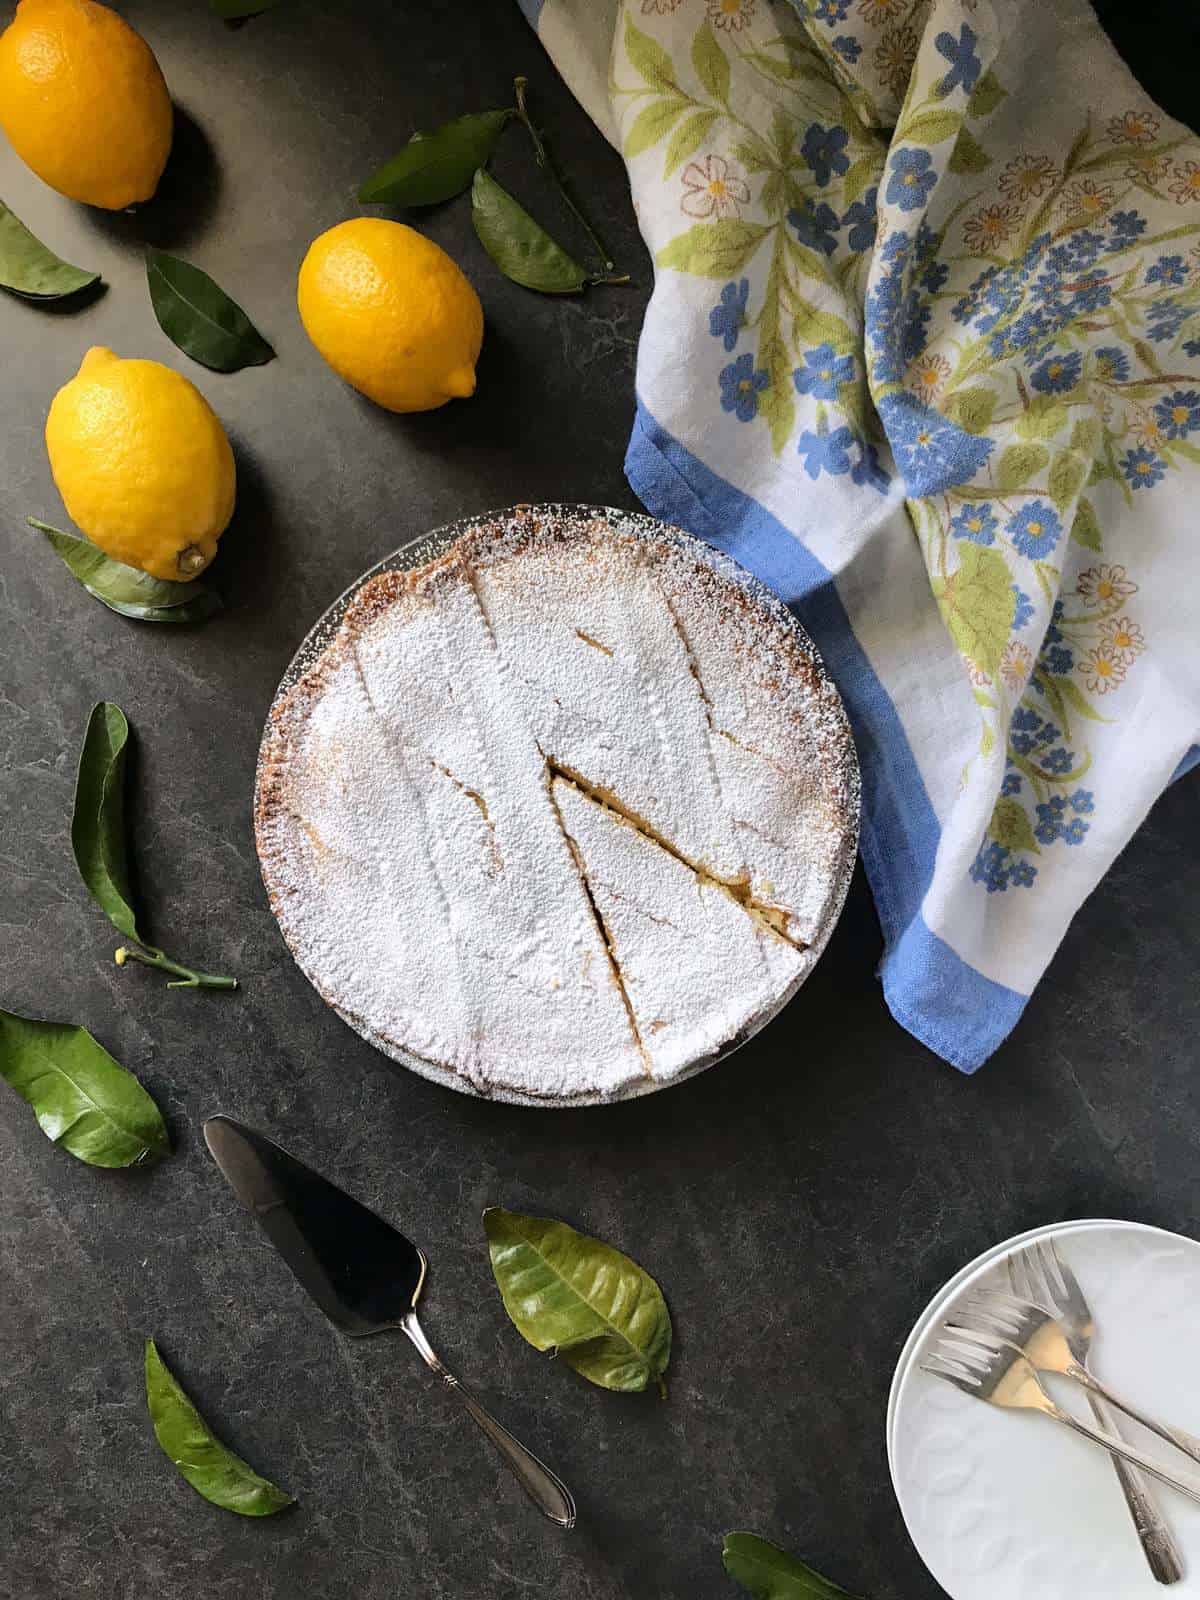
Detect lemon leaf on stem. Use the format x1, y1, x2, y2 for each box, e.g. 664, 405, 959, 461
72, 703, 238, 990
359, 110, 513, 207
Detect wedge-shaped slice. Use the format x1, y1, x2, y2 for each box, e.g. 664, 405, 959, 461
552, 777, 806, 1081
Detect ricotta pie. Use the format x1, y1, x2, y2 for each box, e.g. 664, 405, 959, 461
256, 506, 858, 1105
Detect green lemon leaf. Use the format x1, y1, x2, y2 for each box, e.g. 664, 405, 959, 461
722, 1532, 861, 1598
470, 169, 588, 293
484, 1208, 671, 1394
937, 543, 1015, 677
989, 796, 1040, 854
31, 519, 221, 624
624, 14, 678, 90
210, 0, 279, 17
73, 703, 143, 945
624, 95, 689, 160
944, 387, 997, 434
897, 109, 961, 147
0, 199, 99, 300
1070, 496, 1103, 551
692, 22, 730, 103
145, 1341, 294, 1515
359, 110, 512, 206
146, 249, 274, 374
0, 1008, 169, 1167
663, 110, 719, 177
949, 125, 991, 175
70, 704, 238, 989
995, 441, 1050, 494
968, 69, 1008, 118
656, 219, 769, 277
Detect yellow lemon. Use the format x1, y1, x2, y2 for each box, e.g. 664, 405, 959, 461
0, 0, 172, 210
297, 219, 483, 413
46, 348, 235, 582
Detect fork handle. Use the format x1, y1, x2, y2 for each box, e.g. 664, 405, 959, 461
1048, 1402, 1200, 1510
1082, 1390, 1184, 1586
1070, 1366, 1200, 1469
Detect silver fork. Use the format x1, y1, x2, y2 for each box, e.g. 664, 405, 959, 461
923, 1326, 1200, 1509
1010, 1240, 1182, 1585
959, 1283, 1200, 1465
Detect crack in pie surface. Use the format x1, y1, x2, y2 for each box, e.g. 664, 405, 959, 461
255, 506, 859, 1105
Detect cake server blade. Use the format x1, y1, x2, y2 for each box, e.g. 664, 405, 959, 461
202, 1115, 576, 1527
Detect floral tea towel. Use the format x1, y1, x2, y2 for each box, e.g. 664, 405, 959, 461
519, 0, 1200, 1071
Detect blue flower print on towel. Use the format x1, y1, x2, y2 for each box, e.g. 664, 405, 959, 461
1154, 389, 1200, 438
842, 188, 878, 253
1030, 351, 1082, 393
801, 123, 850, 188
934, 24, 982, 96
970, 841, 1019, 893
720, 354, 768, 422
794, 343, 855, 399
851, 439, 891, 492
950, 503, 998, 544
1093, 346, 1130, 382
1120, 446, 1166, 489
812, 0, 850, 22
1145, 255, 1188, 287
886, 148, 937, 212
788, 199, 840, 256
1008, 500, 1062, 559
832, 34, 861, 64
877, 392, 994, 496
709, 279, 748, 352
864, 230, 939, 383
1012, 586, 1035, 630
797, 420, 855, 480
1108, 209, 1145, 243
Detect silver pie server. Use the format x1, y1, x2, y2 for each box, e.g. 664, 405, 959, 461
202, 1115, 576, 1528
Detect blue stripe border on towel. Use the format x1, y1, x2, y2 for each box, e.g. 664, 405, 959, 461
625, 399, 1028, 1073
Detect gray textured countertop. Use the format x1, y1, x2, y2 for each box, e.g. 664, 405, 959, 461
2, 3, 1197, 1597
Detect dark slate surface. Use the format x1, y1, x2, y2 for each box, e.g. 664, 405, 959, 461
1, 3, 1196, 1597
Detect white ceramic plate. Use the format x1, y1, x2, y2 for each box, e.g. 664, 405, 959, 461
890, 1220, 1200, 1598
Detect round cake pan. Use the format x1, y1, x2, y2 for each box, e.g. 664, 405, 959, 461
255, 504, 860, 1108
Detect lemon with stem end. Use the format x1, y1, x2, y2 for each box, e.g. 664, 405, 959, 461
298, 219, 483, 413
46, 348, 236, 583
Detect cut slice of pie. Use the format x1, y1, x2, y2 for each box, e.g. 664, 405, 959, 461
256, 505, 858, 1104
550, 774, 806, 1081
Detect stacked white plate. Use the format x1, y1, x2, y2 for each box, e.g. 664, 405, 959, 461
889, 1220, 1200, 1597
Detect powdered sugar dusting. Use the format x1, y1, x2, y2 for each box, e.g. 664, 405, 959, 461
256, 505, 859, 1106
